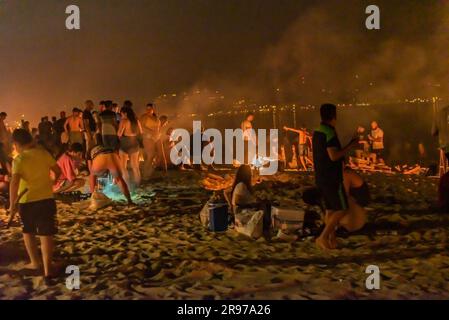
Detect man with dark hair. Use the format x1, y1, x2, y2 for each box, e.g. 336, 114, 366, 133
0, 112, 10, 155
112, 102, 121, 123
83, 100, 96, 156
312, 103, 358, 250
65, 108, 84, 145
54, 111, 66, 142
123, 100, 133, 108
99, 101, 119, 150
9, 129, 62, 279
38, 116, 53, 147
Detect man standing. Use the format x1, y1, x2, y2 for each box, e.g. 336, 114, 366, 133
241, 112, 256, 164
312, 104, 358, 250
83, 100, 97, 154
432, 104, 449, 161
98, 101, 119, 151
65, 108, 84, 145
369, 121, 384, 163
9, 129, 62, 279
54, 111, 67, 145
38, 116, 53, 147
140, 103, 160, 179
0, 112, 11, 155
284, 125, 309, 170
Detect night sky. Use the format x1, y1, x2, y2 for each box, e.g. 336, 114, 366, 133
0, 0, 445, 124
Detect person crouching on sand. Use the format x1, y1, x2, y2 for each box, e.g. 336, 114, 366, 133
9, 129, 62, 280
89, 145, 133, 205
303, 169, 370, 237
53, 142, 86, 193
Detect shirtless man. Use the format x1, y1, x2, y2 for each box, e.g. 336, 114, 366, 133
89, 146, 133, 205
65, 108, 84, 145
368, 121, 384, 163
83, 100, 97, 157
284, 126, 309, 171
241, 113, 256, 164
140, 103, 160, 179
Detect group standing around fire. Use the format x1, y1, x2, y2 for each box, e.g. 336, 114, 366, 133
1, 97, 430, 283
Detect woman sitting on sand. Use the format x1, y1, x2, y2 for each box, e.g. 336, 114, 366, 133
231, 165, 258, 213
303, 169, 370, 234
230, 165, 270, 229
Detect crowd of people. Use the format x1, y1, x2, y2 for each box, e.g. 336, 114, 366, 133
279, 119, 386, 172
0, 99, 434, 281
0, 100, 180, 280
0, 101, 175, 197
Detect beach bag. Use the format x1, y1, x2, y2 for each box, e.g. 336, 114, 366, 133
271, 207, 305, 233
235, 209, 264, 239
209, 202, 229, 232
200, 201, 229, 232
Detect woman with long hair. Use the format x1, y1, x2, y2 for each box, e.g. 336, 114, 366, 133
230, 165, 271, 232
117, 106, 142, 187
231, 165, 257, 213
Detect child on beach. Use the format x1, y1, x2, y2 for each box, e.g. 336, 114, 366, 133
9, 129, 62, 279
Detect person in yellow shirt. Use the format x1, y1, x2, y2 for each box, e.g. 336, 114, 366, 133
9, 129, 62, 280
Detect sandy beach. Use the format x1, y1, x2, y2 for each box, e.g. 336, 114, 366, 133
1, 170, 448, 300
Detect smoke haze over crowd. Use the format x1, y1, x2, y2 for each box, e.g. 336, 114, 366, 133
1, 0, 448, 124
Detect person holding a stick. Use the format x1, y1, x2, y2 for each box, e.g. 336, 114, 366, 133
9, 129, 62, 279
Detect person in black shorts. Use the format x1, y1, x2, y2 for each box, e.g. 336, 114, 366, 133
312, 104, 358, 250
9, 129, 62, 279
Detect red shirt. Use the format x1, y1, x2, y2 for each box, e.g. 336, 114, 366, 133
57, 153, 77, 182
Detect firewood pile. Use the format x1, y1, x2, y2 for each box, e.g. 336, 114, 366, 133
201, 173, 234, 191
349, 157, 429, 176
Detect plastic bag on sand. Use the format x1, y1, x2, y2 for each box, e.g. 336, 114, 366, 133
88, 191, 112, 210
199, 201, 210, 227
235, 210, 264, 239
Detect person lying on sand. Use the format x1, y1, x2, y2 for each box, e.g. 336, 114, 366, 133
89, 145, 133, 205
53, 143, 86, 193
9, 129, 62, 280
303, 169, 370, 241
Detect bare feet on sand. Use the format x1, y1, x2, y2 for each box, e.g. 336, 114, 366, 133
24, 262, 42, 270
315, 236, 332, 250
329, 232, 337, 249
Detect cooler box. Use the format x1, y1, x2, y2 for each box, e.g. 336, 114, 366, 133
209, 202, 229, 232
271, 207, 305, 233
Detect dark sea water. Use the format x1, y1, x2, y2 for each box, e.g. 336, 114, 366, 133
171, 102, 439, 166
